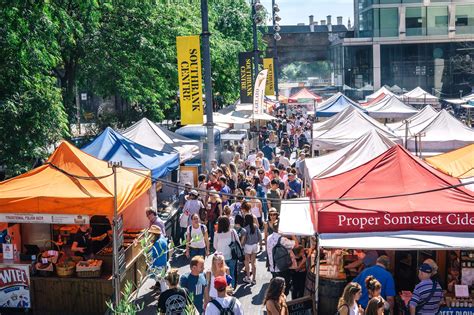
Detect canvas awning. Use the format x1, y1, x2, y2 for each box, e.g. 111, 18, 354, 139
279, 198, 315, 236
316, 93, 366, 117
365, 95, 419, 120
122, 118, 200, 163
388, 105, 438, 137
82, 127, 180, 179
304, 129, 397, 181
311, 145, 474, 234
288, 88, 322, 103
425, 144, 474, 178
363, 86, 395, 102
0, 141, 151, 216
402, 87, 438, 104
312, 106, 401, 151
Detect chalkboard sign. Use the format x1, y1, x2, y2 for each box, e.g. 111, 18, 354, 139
286, 296, 315, 315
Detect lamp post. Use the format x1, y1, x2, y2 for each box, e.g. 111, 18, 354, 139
201, 0, 215, 170
272, 0, 281, 103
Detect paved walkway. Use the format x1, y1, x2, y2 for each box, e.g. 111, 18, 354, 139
135, 249, 271, 314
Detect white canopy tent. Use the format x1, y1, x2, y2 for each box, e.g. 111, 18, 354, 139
402, 87, 439, 105
444, 93, 474, 105
312, 106, 402, 151
387, 105, 439, 137
363, 86, 396, 102
122, 118, 201, 163
304, 129, 396, 181
203, 112, 251, 124
278, 198, 315, 236
406, 109, 474, 155
365, 95, 419, 120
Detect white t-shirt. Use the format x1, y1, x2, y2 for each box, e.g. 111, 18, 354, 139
279, 156, 290, 168
205, 296, 243, 315
188, 224, 207, 249
260, 176, 271, 193
266, 233, 295, 272
213, 230, 238, 261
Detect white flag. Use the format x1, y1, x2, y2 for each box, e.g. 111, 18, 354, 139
253, 69, 268, 115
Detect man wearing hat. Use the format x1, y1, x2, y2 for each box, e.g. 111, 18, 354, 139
409, 263, 443, 315
149, 225, 169, 293
205, 276, 243, 315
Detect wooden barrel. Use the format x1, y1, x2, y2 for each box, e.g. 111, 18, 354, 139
318, 278, 347, 314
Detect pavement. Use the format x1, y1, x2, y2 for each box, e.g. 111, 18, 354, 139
135, 249, 272, 314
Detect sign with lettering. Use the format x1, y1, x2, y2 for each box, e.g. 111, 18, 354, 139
253, 69, 268, 115
263, 58, 275, 95
439, 307, 474, 315
319, 212, 474, 233
239, 52, 254, 103
0, 214, 89, 225
286, 296, 314, 315
177, 35, 204, 125
0, 265, 30, 308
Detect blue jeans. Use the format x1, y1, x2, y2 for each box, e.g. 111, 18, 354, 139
225, 259, 237, 288
207, 220, 215, 244
189, 247, 206, 259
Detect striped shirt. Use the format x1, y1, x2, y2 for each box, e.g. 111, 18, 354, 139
409, 279, 443, 315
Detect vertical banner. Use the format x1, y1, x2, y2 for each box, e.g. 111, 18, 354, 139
177, 35, 204, 125
0, 264, 30, 308
263, 58, 275, 96
239, 52, 254, 103
253, 69, 268, 115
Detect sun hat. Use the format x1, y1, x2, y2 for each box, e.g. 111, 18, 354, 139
149, 225, 162, 235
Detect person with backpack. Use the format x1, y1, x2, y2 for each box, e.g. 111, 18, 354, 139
213, 216, 240, 288
185, 214, 210, 259
205, 276, 243, 315
157, 269, 192, 315
408, 263, 443, 315
241, 214, 262, 285
266, 220, 298, 295
337, 282, 364, 315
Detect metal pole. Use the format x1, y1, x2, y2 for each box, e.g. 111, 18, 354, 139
314, 235, 321, 313
201, 0, 215, 170
404, 120, 409, 149
272, 0, 279, 102
252, 0, 259, 80
111, 163, 121, 306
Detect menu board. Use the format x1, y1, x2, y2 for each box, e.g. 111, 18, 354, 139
0, 213, 89, 225
0, 264, 30, 308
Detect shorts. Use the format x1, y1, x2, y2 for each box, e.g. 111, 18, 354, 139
244, 244, 258, 255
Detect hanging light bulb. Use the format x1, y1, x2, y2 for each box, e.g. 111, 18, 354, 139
274, 25, 281, 32
274, 14, 281, 22
274, 33, 281, 41
254, 1, 264, 11
273, 4, 280, 12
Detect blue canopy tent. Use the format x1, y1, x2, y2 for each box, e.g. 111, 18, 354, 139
82, 127, 180, 180
317, 93, 367, 117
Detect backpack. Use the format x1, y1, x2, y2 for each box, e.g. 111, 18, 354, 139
272, 236, 292, 272
210, 297, 236, 315
187, 224, 206, 238
231, 202, 242, 217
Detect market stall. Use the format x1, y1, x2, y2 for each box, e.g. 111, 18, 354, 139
309, 144, 474, 314
316, 92, 366, 117
0, 142, 153, 314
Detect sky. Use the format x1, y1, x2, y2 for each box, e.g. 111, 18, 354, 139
260, 0, 354, 27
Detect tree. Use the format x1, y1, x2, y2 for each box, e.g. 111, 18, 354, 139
0, 2, 69, 177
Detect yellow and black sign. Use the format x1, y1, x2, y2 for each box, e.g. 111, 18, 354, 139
177, 35, 203, 125
263, 58, 275, 96
239, 52, 253, 103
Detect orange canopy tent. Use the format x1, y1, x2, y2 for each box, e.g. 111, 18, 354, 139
288, 88, 322, 103
425, 144, 474, 179
311, 145, 474, 234
0, 141, 151, 217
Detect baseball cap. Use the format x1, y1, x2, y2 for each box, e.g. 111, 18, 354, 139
214, 276, 227, 290
419, 263, 433, 274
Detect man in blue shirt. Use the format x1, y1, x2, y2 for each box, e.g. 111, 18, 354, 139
180, 255, 207, 314
286, 172, 302, 199
354, 255, 395, 313
409, 263, 443, 315
149, 225, 169, 293
261, 139, 275, 162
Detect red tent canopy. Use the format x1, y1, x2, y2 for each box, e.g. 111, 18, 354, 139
311, 145, 474, 233
288, 88, 322, 103
359, 93, 386, 107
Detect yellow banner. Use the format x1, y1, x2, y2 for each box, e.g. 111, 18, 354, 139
263, 58, 275, 95
177, 35, 204, 125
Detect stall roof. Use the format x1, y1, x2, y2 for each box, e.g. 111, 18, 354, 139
279, 198, 315, 236
365, 95, 419, 120
364, 86, 395, 102
304, 129, 397, 181
122, 118, 200, 163
388, 105, 438, 136
402, 87, 439, 104
311, 145, 474, 234
425, 144, 474, 178
82, 127, 180, 179
0, 141, 151, 216
406, 109, 474, 155
312, 106, 401, 151
288, 88, 322, 103
316, 93, 366, 117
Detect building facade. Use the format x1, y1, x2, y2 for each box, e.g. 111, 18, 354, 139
332, 0, 474, 96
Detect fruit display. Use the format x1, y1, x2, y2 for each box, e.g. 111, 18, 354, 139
76, 259, 102, 272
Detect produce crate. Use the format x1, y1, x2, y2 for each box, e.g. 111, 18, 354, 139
76, 260, 102, 278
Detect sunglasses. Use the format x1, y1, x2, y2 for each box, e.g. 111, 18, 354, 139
270, 213, 278, 216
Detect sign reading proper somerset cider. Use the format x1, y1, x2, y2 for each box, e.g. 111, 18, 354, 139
177, 35, 203, 125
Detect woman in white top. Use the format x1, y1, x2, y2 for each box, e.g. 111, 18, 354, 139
337, 282, 364, 315
213, 216, 239, 288
249, 189, 263, 229
185, 214, 210, 259
204, 253, 230, 305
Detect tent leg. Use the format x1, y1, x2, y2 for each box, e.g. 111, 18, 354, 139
314, 236, 321, 314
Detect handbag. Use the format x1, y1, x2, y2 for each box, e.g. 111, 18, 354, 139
229, 230, 244, 262
179, 211, 189, 228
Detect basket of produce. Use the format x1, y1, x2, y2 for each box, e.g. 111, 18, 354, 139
41, 240, 61, 264
35, 261, 54, 277
56, 260, 75, 277
76, 259, 102, 278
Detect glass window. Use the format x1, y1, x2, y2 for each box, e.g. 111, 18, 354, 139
456, 5, 474, 35
380, 8, 399, 37
379, 0, 400, 3
427, 6, 448, 35
406, 7, 426, 36
359, 10, 374, 37
403, 0, 422, 3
